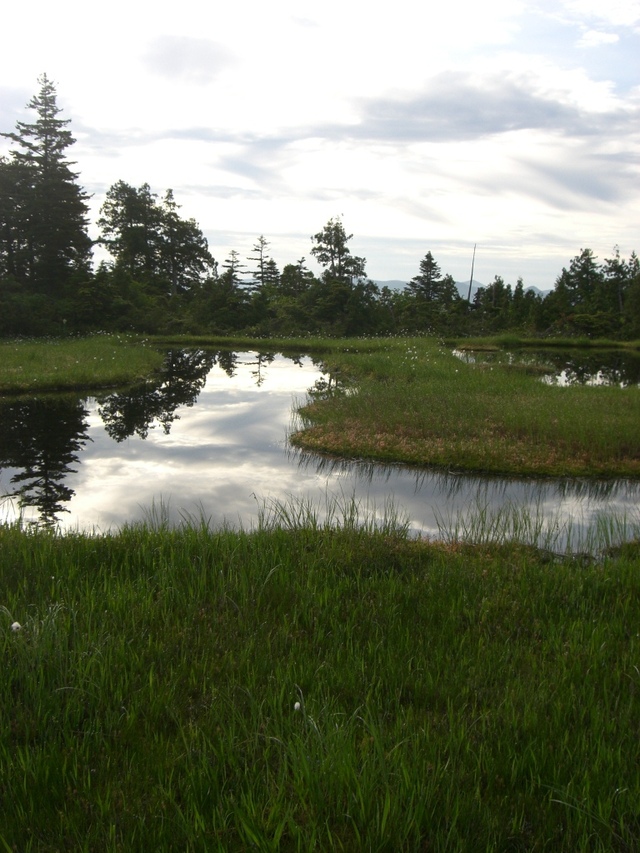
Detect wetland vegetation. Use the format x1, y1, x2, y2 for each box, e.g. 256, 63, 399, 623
1, 333, 639, 849
290, 337, 640, 479
3, 333, 639, 479
0, 334, 164, 394
2, 507, 640, 851
2, 75, 640, 849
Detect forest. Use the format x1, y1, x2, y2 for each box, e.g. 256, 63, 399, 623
1, 75, 639, 340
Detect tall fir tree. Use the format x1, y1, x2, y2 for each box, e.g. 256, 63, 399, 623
1, 74, 92, 294
406, 251, 457, 304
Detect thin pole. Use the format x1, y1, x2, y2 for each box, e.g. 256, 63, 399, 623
466, 244, 477, 304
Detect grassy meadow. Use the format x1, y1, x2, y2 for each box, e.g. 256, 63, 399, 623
0, 334, 164, 394
1, 333, 640, 849
290, 337, 640, 478
2, 331, 639, 480
2, 510, 640, 851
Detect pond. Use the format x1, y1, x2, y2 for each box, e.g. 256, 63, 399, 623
1, 348, 639, 552
453, 347, 640, 386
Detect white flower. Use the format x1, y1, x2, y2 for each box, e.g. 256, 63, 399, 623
294, 701, 301, 712
11, 621, 21, 632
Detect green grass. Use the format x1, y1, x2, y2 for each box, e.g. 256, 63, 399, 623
1, 506, 639, 851
290, 337, 640, 478
5, 332, 636, 478
149, 333, 395, 356
2, 333, 639, 848
0, 334, 164, 393
446, 335, 640, 352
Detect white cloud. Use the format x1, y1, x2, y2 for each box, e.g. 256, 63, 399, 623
561, 0, 640, 28
144, 36, 235, 84
0, 0, 638, 289
577, 29, 621, 47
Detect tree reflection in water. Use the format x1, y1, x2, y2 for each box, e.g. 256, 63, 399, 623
2, 348, 638, 539
455, 347, 640, 387
0, 349, 249, 524
98, 349, 223, 441
0, 395, 90, 525
540, 350, 640, 387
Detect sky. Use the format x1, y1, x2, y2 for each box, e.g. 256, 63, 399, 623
1, 0, 639, 290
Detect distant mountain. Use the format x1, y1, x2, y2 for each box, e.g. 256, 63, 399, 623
455, 281, 483, 299
524, 286, 552, 298
374, 279, 484, 299
375, 280, 550, 299
373, 280, 408, 291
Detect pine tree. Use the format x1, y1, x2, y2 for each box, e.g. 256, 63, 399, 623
406, 251, 458, 304
220, 249, 247, 288
158, 190, 215, 297
565, 248, 603, 311
247, 235, 271, 293
602, 246, 630, 315
0, 156, 33, 282
310, 218, 366, 283
1, 74, 92, 293
406, 251, 442, 299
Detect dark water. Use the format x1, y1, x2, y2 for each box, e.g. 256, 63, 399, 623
1, 349, 638, 550
453, 347, 640, 386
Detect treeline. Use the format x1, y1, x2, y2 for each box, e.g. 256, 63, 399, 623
1, 76, 639, 339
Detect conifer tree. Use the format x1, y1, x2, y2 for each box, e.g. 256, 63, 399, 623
0, 74, 92, 293
0, 156, 33, 282
159, 189, 214, 297
248, 235, 269, 292
98, 182, 215, 296
98, 181, 162, 279
310, 218, 366, 283
406, 251, 457, 303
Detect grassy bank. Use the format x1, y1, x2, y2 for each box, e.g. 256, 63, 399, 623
291, 337, 640, 478
0, 332, 377, 394
1, 510, 639, 851
0, 334, 164, 394
150, 333, 393, 356
2, 333, 639, 478
445, 335, 640, 352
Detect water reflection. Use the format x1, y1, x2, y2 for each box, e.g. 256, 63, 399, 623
453, 347, 640, 387
0, 350, 638, 551
292, 448, 640, 549
0, 395, 90, 525
540, 349, 640, 387
0, 351, 325, 528
98, 349, 222, 441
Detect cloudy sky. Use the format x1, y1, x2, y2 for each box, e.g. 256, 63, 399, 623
1, 0, 638, 289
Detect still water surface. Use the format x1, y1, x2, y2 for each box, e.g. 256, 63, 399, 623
454, 347, 640, 386
1, 349, 638, 549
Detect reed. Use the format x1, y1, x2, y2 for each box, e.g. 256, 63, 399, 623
1, 506, 639, 850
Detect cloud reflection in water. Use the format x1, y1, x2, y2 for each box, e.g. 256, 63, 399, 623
1, 350, 638, 552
